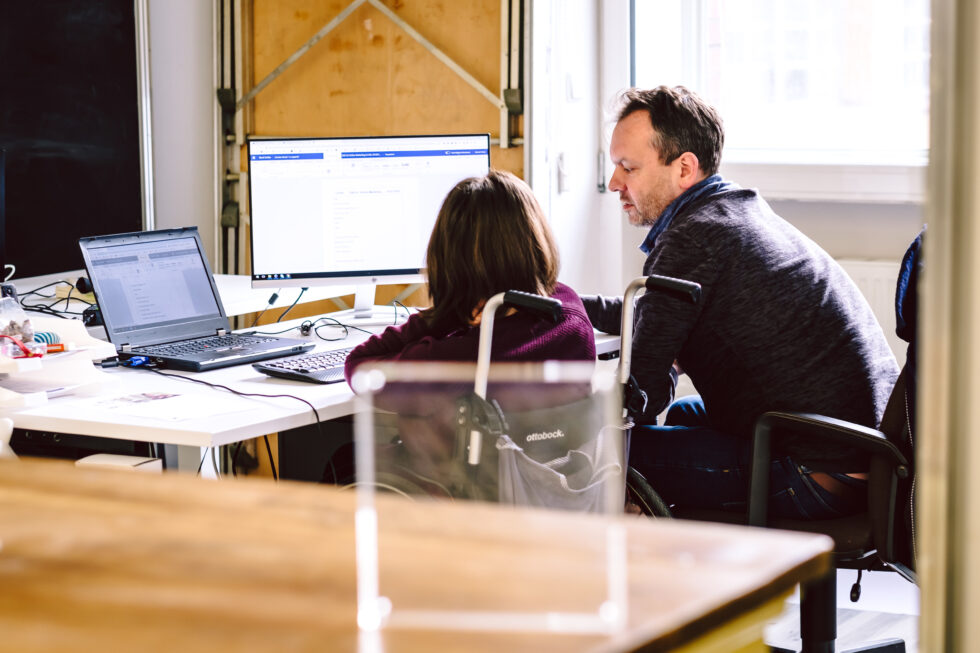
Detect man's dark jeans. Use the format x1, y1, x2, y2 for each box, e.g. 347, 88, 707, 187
629, 395, 866, 519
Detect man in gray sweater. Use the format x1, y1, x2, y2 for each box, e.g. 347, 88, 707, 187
583, 86, 899, 519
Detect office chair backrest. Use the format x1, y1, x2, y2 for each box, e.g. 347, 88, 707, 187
866, 364, 913, 577
868, 230, 922, 578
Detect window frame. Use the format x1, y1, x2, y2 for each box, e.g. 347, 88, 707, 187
629, 0, 928, 205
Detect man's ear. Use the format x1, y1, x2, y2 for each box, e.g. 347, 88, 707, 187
675, 152, 703, 190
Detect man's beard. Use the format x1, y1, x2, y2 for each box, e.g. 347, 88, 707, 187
625, 195, 669, 228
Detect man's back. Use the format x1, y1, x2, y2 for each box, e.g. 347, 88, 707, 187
634, 188, 899, 467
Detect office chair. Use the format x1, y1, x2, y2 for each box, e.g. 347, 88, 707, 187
647, 367, 915, 653
659, 237, 922, 652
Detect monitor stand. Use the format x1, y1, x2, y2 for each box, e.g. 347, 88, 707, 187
329, 284, 409, 327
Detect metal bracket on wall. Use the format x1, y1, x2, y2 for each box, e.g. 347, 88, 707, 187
236, 0, 515, 144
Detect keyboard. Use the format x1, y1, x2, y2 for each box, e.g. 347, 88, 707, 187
137, 334, 277, 356
252, 347, 354, 384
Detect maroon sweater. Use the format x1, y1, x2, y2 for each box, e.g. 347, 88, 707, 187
344, 282, 596, 386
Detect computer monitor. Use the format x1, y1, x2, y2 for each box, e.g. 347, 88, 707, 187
246, 133, 491, 323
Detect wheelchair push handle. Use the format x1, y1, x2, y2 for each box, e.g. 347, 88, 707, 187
501, 290, 563, 323
645, 274, 701, 304
618, 275, 701, 385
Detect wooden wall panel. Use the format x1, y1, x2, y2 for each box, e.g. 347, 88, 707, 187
249, 0, 522, 176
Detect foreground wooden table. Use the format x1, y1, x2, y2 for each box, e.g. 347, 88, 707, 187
0, 460, 832, 652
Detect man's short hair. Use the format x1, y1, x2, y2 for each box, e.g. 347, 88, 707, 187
617, 86, 725, 177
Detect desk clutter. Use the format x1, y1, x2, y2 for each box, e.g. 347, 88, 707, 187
0, 300, 116, 408
0, 297, 62, 358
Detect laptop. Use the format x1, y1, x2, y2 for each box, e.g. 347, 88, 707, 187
78, 227, 313, 371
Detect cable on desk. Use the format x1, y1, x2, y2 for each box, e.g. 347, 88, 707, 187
254, 305, 414, 341
18, 280, 93, 318
316, 316, 374, 337
196, 448, 207, 475
134, 366, 323, 482
248, 288, 281, 328
391, 300, 411, 324
275, 287, 308, 323
252, 315, 369, 341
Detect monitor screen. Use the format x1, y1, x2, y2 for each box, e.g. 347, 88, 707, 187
247, 134, 491, 299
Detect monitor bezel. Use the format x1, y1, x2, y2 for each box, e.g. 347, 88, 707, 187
245, 133, 492, 291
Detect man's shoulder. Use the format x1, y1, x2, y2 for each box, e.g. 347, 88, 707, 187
658, 189, 761, 245
684, 187, 763, 220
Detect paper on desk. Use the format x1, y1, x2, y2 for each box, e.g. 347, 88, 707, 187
81, 390, 255, 422
0, 352, 111, 408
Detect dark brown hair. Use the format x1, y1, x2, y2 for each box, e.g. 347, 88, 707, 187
617, 86, 725, 176
424, 170, 559, 329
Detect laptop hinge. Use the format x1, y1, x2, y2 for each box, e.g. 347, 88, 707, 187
216, 328, 227, 336
121, 344, 132, 352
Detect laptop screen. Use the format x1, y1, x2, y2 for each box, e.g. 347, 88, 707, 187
80, 228, 230, 347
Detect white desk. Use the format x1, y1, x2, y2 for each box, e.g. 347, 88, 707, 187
7, 332, 620, 448
4, 333, 370, 449
5, 271, 621, 462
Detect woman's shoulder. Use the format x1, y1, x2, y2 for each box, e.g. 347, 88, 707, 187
552, 281, 582, 302
552, 282, 589, 316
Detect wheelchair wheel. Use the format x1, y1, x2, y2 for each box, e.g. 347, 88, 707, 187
626, 467, 673, 518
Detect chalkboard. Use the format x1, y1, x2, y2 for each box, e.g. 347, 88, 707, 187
0, 1, 144, 280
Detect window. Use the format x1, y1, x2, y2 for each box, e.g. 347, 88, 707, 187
632, 0, 930, 202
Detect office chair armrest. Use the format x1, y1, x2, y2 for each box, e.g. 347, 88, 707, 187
757, 412, 909, 467
748, 411, 910, 527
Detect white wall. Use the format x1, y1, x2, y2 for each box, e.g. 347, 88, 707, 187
529, 0, 626, 297
147, 0, 220, 265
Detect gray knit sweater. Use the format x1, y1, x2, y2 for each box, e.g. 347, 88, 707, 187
583, 188, 899, 468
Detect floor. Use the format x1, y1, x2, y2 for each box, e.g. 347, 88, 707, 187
765, 568, 919, 652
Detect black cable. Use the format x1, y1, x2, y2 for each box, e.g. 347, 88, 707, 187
18, 280, 66, 297
263, 434, 278, 481
313, 317, 351, 341
196, 448, 208, 475
248, 289, 281, 328
231, 440, 244, 477
134, 366, 323, 481
20, 304, 75, 318
251, 315, 363, 341
276, 287, 308, 323
391, 300, 411, 324
211, 446, 221, 479
19, 280, 93, 317
318, 316, 373, 336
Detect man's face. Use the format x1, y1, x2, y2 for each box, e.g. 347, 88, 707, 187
608, 111, 684, 227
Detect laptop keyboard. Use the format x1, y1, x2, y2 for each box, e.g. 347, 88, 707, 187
252, 347, 354, 384
136, 333, 276, 356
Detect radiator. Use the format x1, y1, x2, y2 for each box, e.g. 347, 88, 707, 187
837, 259, 903, 359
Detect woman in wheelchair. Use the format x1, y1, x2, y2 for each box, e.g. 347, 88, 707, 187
335, 170, 597, 489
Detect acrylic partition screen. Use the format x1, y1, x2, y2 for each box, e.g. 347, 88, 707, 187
351, 361, 629, 634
